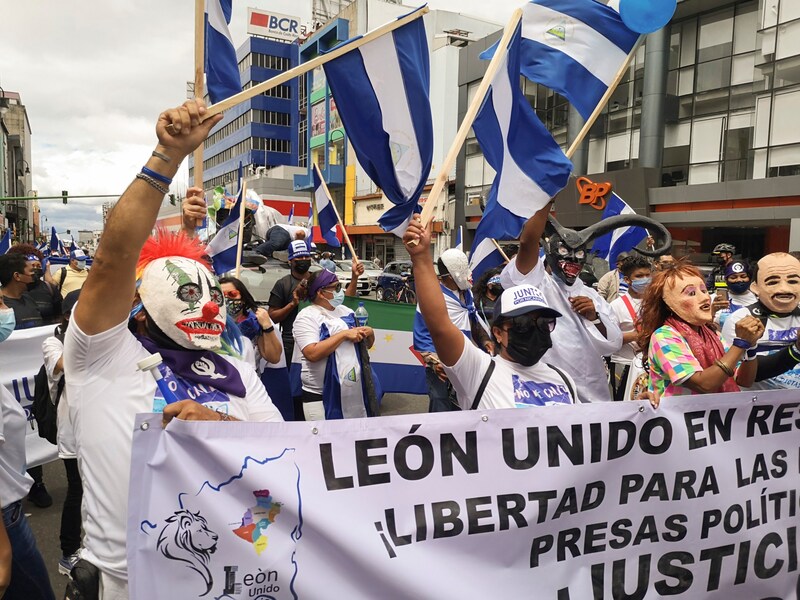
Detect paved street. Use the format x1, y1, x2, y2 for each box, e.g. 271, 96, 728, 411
28, 393, 429, 595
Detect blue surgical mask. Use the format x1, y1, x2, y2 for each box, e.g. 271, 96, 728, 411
76, 260, 87, 270
329, 289, 345, 308
0, 308, 16, 343
727, 281, 751, 295
630, 277, 651, 293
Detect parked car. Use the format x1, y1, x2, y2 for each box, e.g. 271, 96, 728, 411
376, 261, 414, 302
230, 251, 320, 304
333, 259, 381, 296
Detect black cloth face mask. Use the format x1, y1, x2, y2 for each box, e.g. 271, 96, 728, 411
293, 260, 311, 274
500, 314, 555, 367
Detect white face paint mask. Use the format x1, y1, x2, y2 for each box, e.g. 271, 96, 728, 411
139, 257, 226, 350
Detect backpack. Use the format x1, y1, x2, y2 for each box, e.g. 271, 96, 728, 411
58, 267, 67, 291
31, 330, 65, 445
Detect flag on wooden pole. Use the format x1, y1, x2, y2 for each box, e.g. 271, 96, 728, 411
207, 163, 244, 275
205, 0, 242, 103
312, 164, 342, 248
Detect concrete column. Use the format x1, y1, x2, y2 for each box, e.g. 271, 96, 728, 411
639, 28, 670, 169
790, 219, 800, 252
567, 105, 589, 175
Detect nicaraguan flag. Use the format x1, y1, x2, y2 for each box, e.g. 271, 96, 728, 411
312, 165, 341, 247
205, 0, 242, 104
287, 205, 294, 225
207, 163, 244, 275
455, 226, 463, 252
469, 22, 572, 280
49, 227, 59, 254
323, 6, 433, 235
58, 238, 67, 256
0, 229, 10, 255
481, 0, 639, 120
590, 192, 648, 266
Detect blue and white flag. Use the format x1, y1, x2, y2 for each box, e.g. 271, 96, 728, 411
455, 226, 463, 252
206, 164, 244, 275
590, 192, 648, 266
58, 238, 67, 256
0, 229, 10, 255
49, 226, 59, 254
205, 0, 242, 104
481, 0, 639, 120
323, 7, 433, 235
469, 22, 573, 280
287, 205, 294, 225
312, 164, 341, 247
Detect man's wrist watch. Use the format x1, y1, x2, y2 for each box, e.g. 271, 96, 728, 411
261, 325, 275, 334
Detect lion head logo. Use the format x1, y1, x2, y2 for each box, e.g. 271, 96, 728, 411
156, 509, 219, 596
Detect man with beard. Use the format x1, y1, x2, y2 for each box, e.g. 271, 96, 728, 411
403, 216, 578, 408
64, 100, 284, 598
722, 252, 800, 390
497, 201, 622, 402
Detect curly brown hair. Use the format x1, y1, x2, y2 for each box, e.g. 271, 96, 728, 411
6, 243, 43, 261
637, 258, 706, 357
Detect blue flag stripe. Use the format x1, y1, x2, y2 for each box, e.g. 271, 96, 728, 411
205, 0, 242, 104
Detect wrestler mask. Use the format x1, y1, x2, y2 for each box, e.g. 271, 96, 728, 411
139, 257, 227, 350
750, 253, 800, 314
663, 273, 712, 326
544, 233, 587, 286
438, 249, 473, 291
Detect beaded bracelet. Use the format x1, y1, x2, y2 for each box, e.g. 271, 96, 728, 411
135, 172, 169, 195
141, 166, 172, 185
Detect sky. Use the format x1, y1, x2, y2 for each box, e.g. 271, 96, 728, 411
0, 0, 522, 235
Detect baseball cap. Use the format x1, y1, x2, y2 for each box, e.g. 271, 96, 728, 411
498, 285, 562, 319
62, 289, 81, 315
70, 249, 87, 260
288, 240, 311, 260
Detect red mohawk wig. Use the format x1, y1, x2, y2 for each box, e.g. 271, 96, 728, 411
136, 228, 211, 280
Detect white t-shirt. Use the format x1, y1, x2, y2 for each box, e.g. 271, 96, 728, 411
444, 335, 579, 409
500, 258, 622, 402
0, 385, 34, 508
712, 290, 757, 326
293, 304, 355, 395
43, 335, 77, 459
64, 319, 283, 581
609, 294, 642, 365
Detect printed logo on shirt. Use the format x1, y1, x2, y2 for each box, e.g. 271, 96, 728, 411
153, 364, 231, 413
512, 287, 546, 306
768, 329, 797, 343
512, 374, 571, 408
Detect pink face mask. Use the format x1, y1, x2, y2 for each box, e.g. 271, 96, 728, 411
663, 274, 712, 326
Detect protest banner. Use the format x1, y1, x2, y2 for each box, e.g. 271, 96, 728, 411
128, 389, 800, 599
0, 325, 59, 467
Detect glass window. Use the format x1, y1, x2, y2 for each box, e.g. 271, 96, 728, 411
681, 19, 697, 67
771, 89, 800, 146
769, 144, 800, 174
697, 57, 732, 92
780, 0, 800, 23
695, 89, 730, 117
669, 29, 681, 70
698, 8, 734, 63
730, 84, 756, 110
679, 67, 695, 96
689, 163, 721, 184
691, 117, 724, 163
777, 19, 800, 60
733, 3, 758, 54
731, 53, 756, 85
667, 70, 679, 96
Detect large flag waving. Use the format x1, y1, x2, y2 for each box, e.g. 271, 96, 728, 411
206, 164, 243, 275
322, 7, 433, 235
49, 226, 59, 254
469, 22, 573, 279
205, 0, 242, 104
312, 164, 341, 247
481, 0, 639, 119
0, 229, 10, 255
590, 192, 649, 266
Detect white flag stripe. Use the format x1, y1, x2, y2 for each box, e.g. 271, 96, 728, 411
605, 203, 636, 253
360, 34, 422, 199
522, 2, 628, 87
492, 49, 552, 218
207, 0, 234, 45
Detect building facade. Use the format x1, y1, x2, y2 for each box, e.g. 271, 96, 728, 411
0, 90, 32, 241
457, 0, 800, 262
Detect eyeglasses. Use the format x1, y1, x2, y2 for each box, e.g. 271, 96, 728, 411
503, 314, 556, 335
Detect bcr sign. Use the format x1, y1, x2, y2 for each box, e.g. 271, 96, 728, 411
247, 7, 301, 42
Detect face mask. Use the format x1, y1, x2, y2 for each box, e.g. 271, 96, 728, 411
32, 268, 43, 281
0, 309, 16, 343
293, 260, 311, 274
663, 274, 711, 326
328, 289, 345, 308
727, 281, 750, 295
717, 255, 728, 266
630, 277, 651, 293
501, 315, 554, 367
225, 298, 244, 316
545, 237, 586, 286
75, 260, 87, 270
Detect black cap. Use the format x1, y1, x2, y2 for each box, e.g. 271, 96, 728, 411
62, 289, 80, 315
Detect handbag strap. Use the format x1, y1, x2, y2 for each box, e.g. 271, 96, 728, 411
471, 359, 496, 410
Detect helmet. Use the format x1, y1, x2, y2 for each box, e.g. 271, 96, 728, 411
712, 243, 735, 255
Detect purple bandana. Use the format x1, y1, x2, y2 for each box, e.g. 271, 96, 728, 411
309, 269, 339, 299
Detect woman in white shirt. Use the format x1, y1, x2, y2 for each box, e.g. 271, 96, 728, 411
293, 268, 375, 420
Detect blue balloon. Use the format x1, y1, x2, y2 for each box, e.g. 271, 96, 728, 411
619, 0, 677, 34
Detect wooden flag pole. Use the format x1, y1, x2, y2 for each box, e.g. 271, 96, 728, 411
313, 163, 359, 263
491, 238, 510, 262
202, 6, 429, 120
415, 8, 523, 235
192, 0, 205, 193
565, 35, 644, 159
234, 178, 247, 279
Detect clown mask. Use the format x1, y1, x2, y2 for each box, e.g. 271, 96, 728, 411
663, 273, 712, 326
751, 253, 800, 314
139, 257, 226, 350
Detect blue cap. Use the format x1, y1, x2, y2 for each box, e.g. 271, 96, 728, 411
70, 249, 87, 260
288, 240, 311, 260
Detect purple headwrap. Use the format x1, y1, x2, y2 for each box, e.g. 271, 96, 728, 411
308, 269, 339, 300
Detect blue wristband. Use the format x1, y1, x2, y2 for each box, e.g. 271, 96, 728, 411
732, 337, 752, 350
141, 166, 172, 186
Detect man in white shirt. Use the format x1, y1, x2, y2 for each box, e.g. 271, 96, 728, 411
403, 216, 578, 408
608, 255, 652, 400
64, 100, 283, 598
498, 201, 623, 402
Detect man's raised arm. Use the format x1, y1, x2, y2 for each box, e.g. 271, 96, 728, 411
514, 200, 553, 276
74, 100, 222, 335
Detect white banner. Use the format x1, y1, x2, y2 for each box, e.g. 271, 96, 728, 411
0, 325, 59, 467
128, 390, 800, 599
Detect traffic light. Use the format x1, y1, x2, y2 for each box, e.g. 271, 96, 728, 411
62, 190, 68, 205
66, 229, 71, 235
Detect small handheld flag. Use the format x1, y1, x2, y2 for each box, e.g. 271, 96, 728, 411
206, 163, 244, 275
312, 164, 342, 247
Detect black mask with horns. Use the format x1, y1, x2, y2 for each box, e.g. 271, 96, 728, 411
543, 214, 673, 286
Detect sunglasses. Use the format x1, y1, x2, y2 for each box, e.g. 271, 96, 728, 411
503, 314, 556, 335
323, 283, 343, 293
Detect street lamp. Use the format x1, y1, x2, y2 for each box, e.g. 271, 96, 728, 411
16, 160, 30, 177
328, 129, 345, 167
